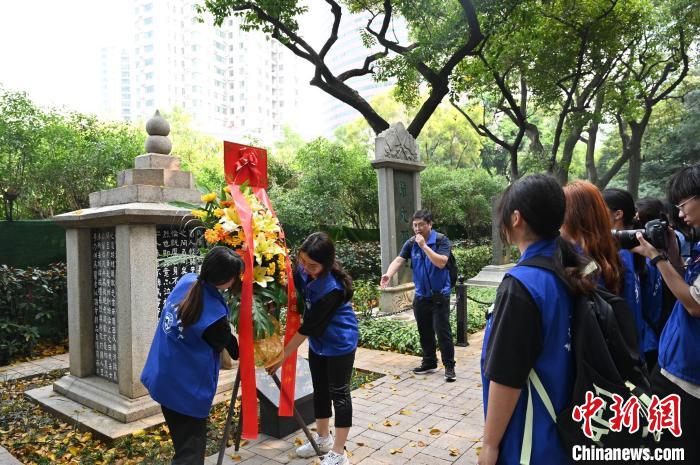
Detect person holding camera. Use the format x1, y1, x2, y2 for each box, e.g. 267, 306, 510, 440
604, 188, 659, 369
380, 209, 456, 382
632, 165, 700, 463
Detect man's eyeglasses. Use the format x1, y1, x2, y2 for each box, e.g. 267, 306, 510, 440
675, 196, 696, 212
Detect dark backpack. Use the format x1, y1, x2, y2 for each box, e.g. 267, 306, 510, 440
518, 256, 658, 453
409, 233, 458, 288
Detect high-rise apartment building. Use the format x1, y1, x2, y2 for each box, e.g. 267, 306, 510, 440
126, 0, 302, 144
99, 47, 132, 121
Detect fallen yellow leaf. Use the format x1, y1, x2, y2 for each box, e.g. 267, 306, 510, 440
399, 409, 413, 415
132, 429, 146, 437
356, 442, 365, 447
476, 446, 482, 456
382, 419, 399, 427
293, 437, 304, 446
389, 448, 403, 454
229, 453, 242, 461
449, 448, 460, 456
429, 428, 442, 436
417, 440, 427, 447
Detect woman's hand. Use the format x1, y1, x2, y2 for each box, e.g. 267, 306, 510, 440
477, 443, 499, 465
266, 360, 283, 376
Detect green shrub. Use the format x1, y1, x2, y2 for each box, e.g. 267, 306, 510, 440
357, 287, 495, 355
352, 279, 380, 318
0, 263, 67, 364
334, 241, 381, 280
453, 244, 492, 280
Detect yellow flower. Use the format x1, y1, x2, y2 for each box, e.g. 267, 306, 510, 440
224, 234, 243, 247
253, 233, 285, 264
201, 192, 217, 203
253, 265, 275, 287
204, 229, 220, 244
266, 262, 276, 276
191, 209, 207, 219
213, 208, 225, 218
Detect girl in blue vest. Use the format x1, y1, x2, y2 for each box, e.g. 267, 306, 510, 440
604, 188, 659, 371
141, 246, 243, 465
636, 198, 677, 349
267, 232, 358, 465
632, 164, 700, 463
480, 175, 597, 465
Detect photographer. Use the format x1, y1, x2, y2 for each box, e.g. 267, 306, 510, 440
380, 210, 456, 382
633, 164, 700, 463
604, 188, 658, 369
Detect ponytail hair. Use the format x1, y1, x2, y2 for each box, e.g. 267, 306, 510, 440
498, 174, 597, 294
178, 246, 244, 327
300, 232, 354, 301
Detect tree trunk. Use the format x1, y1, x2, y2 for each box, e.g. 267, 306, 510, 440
586, 92, 604, 185
554, 125, 583, 185
626, 121, 645, 199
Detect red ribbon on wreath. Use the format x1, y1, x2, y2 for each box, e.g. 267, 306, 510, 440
224, 141, 300, 437
253, 187, 300, 417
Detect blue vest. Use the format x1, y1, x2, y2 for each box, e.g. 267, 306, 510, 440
411, 230, 451, 297
619, 250, 658, 355
141, 273, 228, 418
641, 257, 663, 337
481, 239, 574, 465
658, 243, 700, 385
298, 268, 358, 356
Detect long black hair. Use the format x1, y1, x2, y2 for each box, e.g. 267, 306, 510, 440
299, 232, 354, 301
497, 174, 596, 294
178, 246, 244, 327
603, 188, 636, 228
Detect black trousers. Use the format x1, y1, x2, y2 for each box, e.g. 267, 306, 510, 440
650, 366, 700, 463
308, 349, 355, 428
161, 405, 207, 465
413, 295, 455, 368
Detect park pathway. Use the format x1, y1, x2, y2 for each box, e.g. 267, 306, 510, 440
207, 331, 486, 465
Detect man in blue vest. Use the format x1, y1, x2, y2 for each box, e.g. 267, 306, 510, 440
380, 209, 456, 382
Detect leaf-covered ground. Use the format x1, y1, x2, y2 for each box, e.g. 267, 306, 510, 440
1, 368, 381, 464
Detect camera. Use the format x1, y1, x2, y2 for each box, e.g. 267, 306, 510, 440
612, 219, 668, 250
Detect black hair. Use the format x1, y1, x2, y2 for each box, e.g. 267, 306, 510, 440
412, 209, 433, 224
635, 197, 666, 225
497, 174, 596, 294
178, 246, 244, 327
300, 232, 354, 301
602, 188, 636, 228
667, 164, 700, 206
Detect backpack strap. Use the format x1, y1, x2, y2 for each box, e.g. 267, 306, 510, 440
520, 370, 557, 465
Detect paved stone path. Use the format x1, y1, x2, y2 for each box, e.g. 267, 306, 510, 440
0, 335, 486, 464
207, 331, 485, 465
0, 353, 69, 383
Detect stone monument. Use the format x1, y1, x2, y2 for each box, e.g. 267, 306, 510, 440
371, 123, 425, 313
28, 112, 235, 438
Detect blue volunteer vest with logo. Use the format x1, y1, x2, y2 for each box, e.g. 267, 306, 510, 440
658, 242, 700, 385
411, 230, 451, 297
141, 273, 228, 418
619, 250, 658, 355
481, 239, 574, 465
298, 267, 358, 356
641, 257, 663, 337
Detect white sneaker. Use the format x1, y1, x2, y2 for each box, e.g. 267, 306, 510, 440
320, 450, 350, 465
296, 433, 333, 458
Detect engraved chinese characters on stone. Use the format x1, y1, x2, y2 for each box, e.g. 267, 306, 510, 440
156, 226, 201, 314
92, 228, 118, 382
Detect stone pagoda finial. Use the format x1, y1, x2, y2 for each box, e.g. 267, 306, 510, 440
144, 110, 172, 155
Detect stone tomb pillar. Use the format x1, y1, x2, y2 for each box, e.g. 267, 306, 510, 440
30, 112, 234, 432
371, 123, 425, 313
